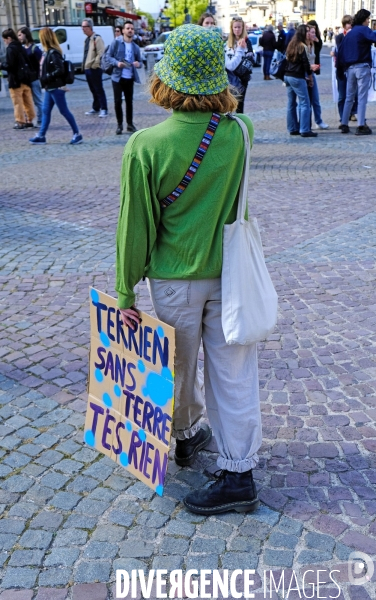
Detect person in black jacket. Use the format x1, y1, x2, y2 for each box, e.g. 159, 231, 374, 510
0, 28, 36, 129
276, 22, 286, 57
284, 24, 317, 137
29, 27, 82, 146
18, 27, 43, 125
259, 25, 276, 80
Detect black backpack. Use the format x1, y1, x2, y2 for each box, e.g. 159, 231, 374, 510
63, 58, 75, 84
100, 40, 121, 75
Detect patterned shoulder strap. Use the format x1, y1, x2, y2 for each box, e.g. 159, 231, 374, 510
159, 112, 221, 209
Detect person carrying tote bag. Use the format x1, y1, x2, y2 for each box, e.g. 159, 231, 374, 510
116, 25, 268, 515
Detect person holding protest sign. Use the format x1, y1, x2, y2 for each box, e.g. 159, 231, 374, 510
116, 25, 261, 515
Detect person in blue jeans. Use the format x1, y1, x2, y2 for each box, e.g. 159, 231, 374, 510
306, 25, 328, 130
29, 28, 82, 145
259, 25, 276, 80
284, 25, 317, 138
334, 15, 358, 123
338, 8, 376, 135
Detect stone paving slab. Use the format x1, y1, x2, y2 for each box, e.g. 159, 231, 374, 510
0, 53, 375, 599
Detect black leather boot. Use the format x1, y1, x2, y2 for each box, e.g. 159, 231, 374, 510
174, 424, 212, 466
183, 469, 259, 515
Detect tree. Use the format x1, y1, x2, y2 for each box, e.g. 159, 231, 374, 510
163, 0, 208, 28
137, 10, 156, 29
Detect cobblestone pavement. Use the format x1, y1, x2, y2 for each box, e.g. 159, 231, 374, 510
1, 51, 376, 600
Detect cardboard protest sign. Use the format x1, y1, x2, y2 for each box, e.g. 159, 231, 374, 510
84, 288, 175, 496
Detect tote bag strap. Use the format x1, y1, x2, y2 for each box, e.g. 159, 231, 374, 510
227, 114, 251, 223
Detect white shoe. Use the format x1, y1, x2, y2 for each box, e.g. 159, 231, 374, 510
98, 110, 108, 117
315, 122, 329, 129
85, 109, 99, 115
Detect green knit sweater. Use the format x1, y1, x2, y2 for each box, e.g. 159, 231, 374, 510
116, 110, 254, 309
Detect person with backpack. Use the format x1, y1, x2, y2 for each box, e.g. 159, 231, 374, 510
17, 26, 43, 125
82, 18, 108, 117
29, 28, 82, 145
107, 20, 141, 135
0, 28, 36, 129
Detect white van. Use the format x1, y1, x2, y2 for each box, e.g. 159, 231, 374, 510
31, 26, 114, 71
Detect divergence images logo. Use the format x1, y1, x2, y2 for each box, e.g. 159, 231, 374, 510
348, 551, 374, 586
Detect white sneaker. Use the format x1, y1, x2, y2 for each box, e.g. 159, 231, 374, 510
98, 110, 108, 117
315, 122, 329, 129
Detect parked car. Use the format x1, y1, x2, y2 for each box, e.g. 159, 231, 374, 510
144, 31, 172, 63
31, 25, 114, 71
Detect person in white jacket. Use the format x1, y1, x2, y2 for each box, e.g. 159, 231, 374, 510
225, 17, 254, 113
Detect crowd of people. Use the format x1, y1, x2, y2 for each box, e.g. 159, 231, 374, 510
1, 8, 376, 143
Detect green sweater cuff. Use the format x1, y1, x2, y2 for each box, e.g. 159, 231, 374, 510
117, 290, 136, 310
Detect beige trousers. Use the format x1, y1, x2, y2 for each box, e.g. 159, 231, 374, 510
148, 277, 262, 472
9, 84, 36, 124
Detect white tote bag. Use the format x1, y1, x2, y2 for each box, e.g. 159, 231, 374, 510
221, 116, 278, 345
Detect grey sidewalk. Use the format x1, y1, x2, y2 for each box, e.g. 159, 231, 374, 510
0, 57, 376, 600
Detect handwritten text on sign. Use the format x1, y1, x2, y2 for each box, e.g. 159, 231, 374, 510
84, 288, 175, 495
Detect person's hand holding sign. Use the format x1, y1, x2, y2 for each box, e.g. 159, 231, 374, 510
119, 307, 141, 330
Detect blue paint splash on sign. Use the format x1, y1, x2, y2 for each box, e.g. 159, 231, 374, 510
84, 430, 95, 446
143, 372, 173, 407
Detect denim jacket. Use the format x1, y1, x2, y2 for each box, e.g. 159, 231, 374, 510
108, 39, 141, 83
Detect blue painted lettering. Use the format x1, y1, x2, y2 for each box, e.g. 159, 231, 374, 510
122, 390, 134, 418
93, 301, 107, 333
113, 421, 125, 455
104, 351, 114, 380
126, 362, 136, 391
128, 430, 142, 469
116, 309, 128, 349
115, 354, 126, 387
161, 413, 172, 446
152, 448, 168, 485
153, 407, 164, 439
107, 307, 116, 342
89, 402, 104, 435
152, 330, 169, 367
94, 346, 106, 369
143, 442, 154, 479
143, 326, 152, 362
102, 409, 116, 450
142, 401, 154, 433
133, 395, 144, 427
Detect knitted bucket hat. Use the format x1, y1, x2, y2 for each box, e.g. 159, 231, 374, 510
154, 24, 228, 95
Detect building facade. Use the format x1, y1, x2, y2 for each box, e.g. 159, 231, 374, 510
315, 0, 375, 29
0, 0, 137, 31
215, 0, 317, 33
